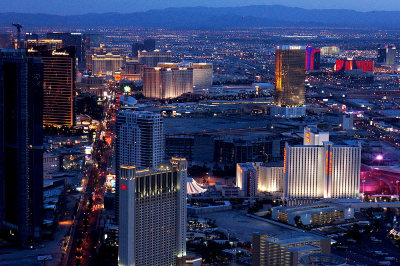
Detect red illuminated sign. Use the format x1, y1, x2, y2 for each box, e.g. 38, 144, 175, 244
121, 184, 127, 191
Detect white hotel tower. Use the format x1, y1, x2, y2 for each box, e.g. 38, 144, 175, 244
118, 158, 187, 266
115, 110, 164, 220
283, 126, 361, 205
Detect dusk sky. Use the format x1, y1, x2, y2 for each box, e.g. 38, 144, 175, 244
2, 0, 400, 15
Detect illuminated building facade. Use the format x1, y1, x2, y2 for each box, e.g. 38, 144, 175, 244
334, 59, 374, 72
236, 163, 258, 198
320, 46, 340, 56
0, 50, 43, 246
237, 162, 283, 195
305, 46, 320, 70
191, 62, 213, 88
118, 158, 187, 266
138, 50, 172, 67
92, 52, 125, 76
274, 45, 306, 107
377, 45, 396, 65
303, 125, 329, 146
46, 32, 83, 63
252, 232, 331, 266
28, 46, 76, 127
143, 67, 193, 99
26, 39, 62, 51
283, 127, 361, 205
115, 110, 164, 221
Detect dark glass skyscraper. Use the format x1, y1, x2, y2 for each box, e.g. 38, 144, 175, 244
275, 46, 306, 107
143, 38, 156, 51
28, 46, 76, 127
46, 32, 83, 64
0, 49, 43, 247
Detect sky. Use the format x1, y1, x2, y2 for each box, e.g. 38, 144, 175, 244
2, 0, 400, 15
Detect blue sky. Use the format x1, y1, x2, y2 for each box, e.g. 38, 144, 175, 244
2, 0, 400, 15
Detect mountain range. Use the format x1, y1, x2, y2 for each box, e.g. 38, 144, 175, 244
1, 5, 399, 29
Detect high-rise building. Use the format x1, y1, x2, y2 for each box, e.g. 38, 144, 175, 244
0, 33, 13, 49
236, 163, 258, 198
143, 38, 156, 51
283, 126, 361, 205
139, 50, 172, 67
91, 52, 125, 76
377, 45, 396, 65
190, 63, 213, 88
46, 32, 83, 64
334, 59, 374, 72
115, 110, 164, 221
132, 42, 145, 57
143, 66, 193, 99
341, 113, 354, 131
236, 162, 283, 195
275, 45, 306, 107
320, 46, 340, 56
26, 39, 63, 51
305, 46, 320, 70
118, 158, 187, 266
303, 125, 329, 145
0, 50, 43, 246
252, 232, 331, 266
28, 46, 77, 127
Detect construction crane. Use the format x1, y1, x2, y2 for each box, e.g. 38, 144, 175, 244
12, 23, 23, 49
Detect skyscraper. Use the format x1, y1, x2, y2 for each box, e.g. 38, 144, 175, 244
274, 45, 306, 107
236, 163, 258, 198
0, 49, 43, 246
190, 63, 213, 88
118, 158, 187, 266
131, 42, 144, 57
377, 45, 396, 65
46, 32, 83, 64
143, 67, 193, 99
28, 46, 76, 127
283, 126, 361, 205
305, 46, 320, 71
115, 110, 164, 221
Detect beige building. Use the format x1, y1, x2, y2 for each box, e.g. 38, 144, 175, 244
118, 158, 187, 266
143, 67, 193, 99
252, 232, 330, 266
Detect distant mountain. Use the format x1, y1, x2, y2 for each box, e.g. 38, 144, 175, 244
0, 5, 399, 29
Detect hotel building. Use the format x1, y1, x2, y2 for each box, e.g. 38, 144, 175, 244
283, 127, 361, 205
143, 66, 193, 99
118, 158, 187, 266
28, 46, 76, 127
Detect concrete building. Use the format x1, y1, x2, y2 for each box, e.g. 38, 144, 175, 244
191, 63, 213, 89
118, 158, 187, 266
236, 163, 258, 198
115, 110, 164, 221
340, 113, 354, 131
284, 126, 361, 205
377, 44, 396, 65
303, 125, 329, 145
252, 232, 330, 266
143, 66, 193, 99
